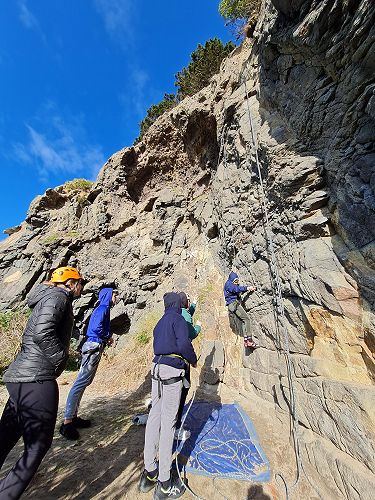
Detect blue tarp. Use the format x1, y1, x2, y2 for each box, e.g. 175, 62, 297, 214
176, 401, 271, 482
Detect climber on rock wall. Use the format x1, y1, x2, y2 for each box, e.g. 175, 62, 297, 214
224, 271, 257, 349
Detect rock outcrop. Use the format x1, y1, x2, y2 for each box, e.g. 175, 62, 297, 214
0, 1, 374, 498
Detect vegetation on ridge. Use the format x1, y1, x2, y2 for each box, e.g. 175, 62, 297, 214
135, 38, 235, 143
64, 178, 93, 192
219, 0, 261, 37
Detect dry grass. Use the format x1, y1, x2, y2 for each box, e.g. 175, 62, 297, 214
0, 309, 30, 374
94, 310, 162, 394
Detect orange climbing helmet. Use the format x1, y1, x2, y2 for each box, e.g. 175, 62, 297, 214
50, 267, 82, 283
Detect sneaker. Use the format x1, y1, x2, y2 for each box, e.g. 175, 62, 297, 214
72, 416, 91, 428
59, 422, 80, 440
138, 468, 158, 493
153, 475, 186, 499
133, 413, 149, 426
174, 428, 191, 441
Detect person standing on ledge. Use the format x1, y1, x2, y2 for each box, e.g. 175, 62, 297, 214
0, 266, 83, 500
60, 287, 116, 440
224, 271, 257, 348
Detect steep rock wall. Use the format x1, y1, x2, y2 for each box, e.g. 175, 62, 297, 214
0, 1, 374, 498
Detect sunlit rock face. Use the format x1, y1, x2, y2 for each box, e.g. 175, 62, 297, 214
1, 1, 374, 497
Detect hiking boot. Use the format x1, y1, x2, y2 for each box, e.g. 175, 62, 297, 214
153, 475, 186, 499
138, 468, 158, 493
59, 422, 80, 440
174, 427, 191, 441
72, 416, 91, 428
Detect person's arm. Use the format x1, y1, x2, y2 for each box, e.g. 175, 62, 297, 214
174, 317, 197, 365
87, 307, 106, 340
228, 282, 248, 295
32, 296, 69, 372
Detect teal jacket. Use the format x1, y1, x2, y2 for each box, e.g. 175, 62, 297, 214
182, 304, 201, 340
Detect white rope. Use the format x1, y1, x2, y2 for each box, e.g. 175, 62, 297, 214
240, 67, 323, 500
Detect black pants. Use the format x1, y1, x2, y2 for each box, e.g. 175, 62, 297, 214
176, 365, 190, 429
0, 381, 58, 500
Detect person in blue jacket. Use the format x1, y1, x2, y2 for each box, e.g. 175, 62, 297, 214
139, 292, 197, 499
224, 271, 257, 348
60, 287, 116, 440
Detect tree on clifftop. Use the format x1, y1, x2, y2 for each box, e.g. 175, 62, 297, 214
175, 38, 235, 99
135, 38, 235, 143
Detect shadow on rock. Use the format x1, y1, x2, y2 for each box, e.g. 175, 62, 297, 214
247, 484, 271, 499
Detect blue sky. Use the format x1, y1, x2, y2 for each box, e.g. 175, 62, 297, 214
0, 0, 233, 237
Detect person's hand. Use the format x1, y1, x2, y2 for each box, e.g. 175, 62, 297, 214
107, 337, 114, 346
196, 320, 202, 327
249, 286, 256, 292
191, 362, 197, 368
192, 297, 198, 305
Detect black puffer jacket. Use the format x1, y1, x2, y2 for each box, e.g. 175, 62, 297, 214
3, 284, 74, 382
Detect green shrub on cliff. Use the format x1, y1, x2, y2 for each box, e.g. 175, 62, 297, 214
64, 178, 93, 192
136, 93, 178, 143
175, 38, 235, 99
219, 0, 261, 37
135, 38, 235, 143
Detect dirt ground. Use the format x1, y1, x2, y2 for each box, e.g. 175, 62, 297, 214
0, 362, 319, 500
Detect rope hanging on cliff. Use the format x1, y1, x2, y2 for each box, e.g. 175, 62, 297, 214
241, 72, 303, 497
240, 67, 324, 500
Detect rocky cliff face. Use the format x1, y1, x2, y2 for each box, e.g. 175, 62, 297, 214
1, 1, 374, 498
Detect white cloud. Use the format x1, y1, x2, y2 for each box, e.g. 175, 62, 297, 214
128, 68, 150, 117
13, 116, 106, 183
94, 0, 135, 49
18, 1, 46, 43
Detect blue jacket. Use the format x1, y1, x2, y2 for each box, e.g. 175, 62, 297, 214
86, 288, 113, 344
153, 292, 197, 369
224, 272, 248, 306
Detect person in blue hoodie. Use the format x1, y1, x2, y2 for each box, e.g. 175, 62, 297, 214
59, 287, 116, 440
224, 272, 257, 348
139, 292, 197, 500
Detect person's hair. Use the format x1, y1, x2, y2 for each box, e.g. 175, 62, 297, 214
178, 292, 189, 308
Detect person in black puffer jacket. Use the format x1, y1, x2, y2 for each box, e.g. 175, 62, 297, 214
0, 266, 84, 500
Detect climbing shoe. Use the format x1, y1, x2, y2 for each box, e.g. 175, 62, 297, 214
174, 427, 191, 441
72, 416, 91, 428
244, 337, 257, 349
153, 474, 186, 499
59, 422, 80, 440
138, 468, 158, 493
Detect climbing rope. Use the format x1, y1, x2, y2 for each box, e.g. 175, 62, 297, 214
240, 67, 323, 500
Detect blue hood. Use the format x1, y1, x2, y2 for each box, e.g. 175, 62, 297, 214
86, 287, 113, 343
163, 292, 181, 312
99, 287, 113, 307
228, 272, 238, 282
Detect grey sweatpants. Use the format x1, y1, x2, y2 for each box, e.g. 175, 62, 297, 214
228, 300, 252, 338
144, 363, 184, 482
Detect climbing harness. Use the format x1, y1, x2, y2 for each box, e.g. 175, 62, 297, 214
152, 356, 185, 398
